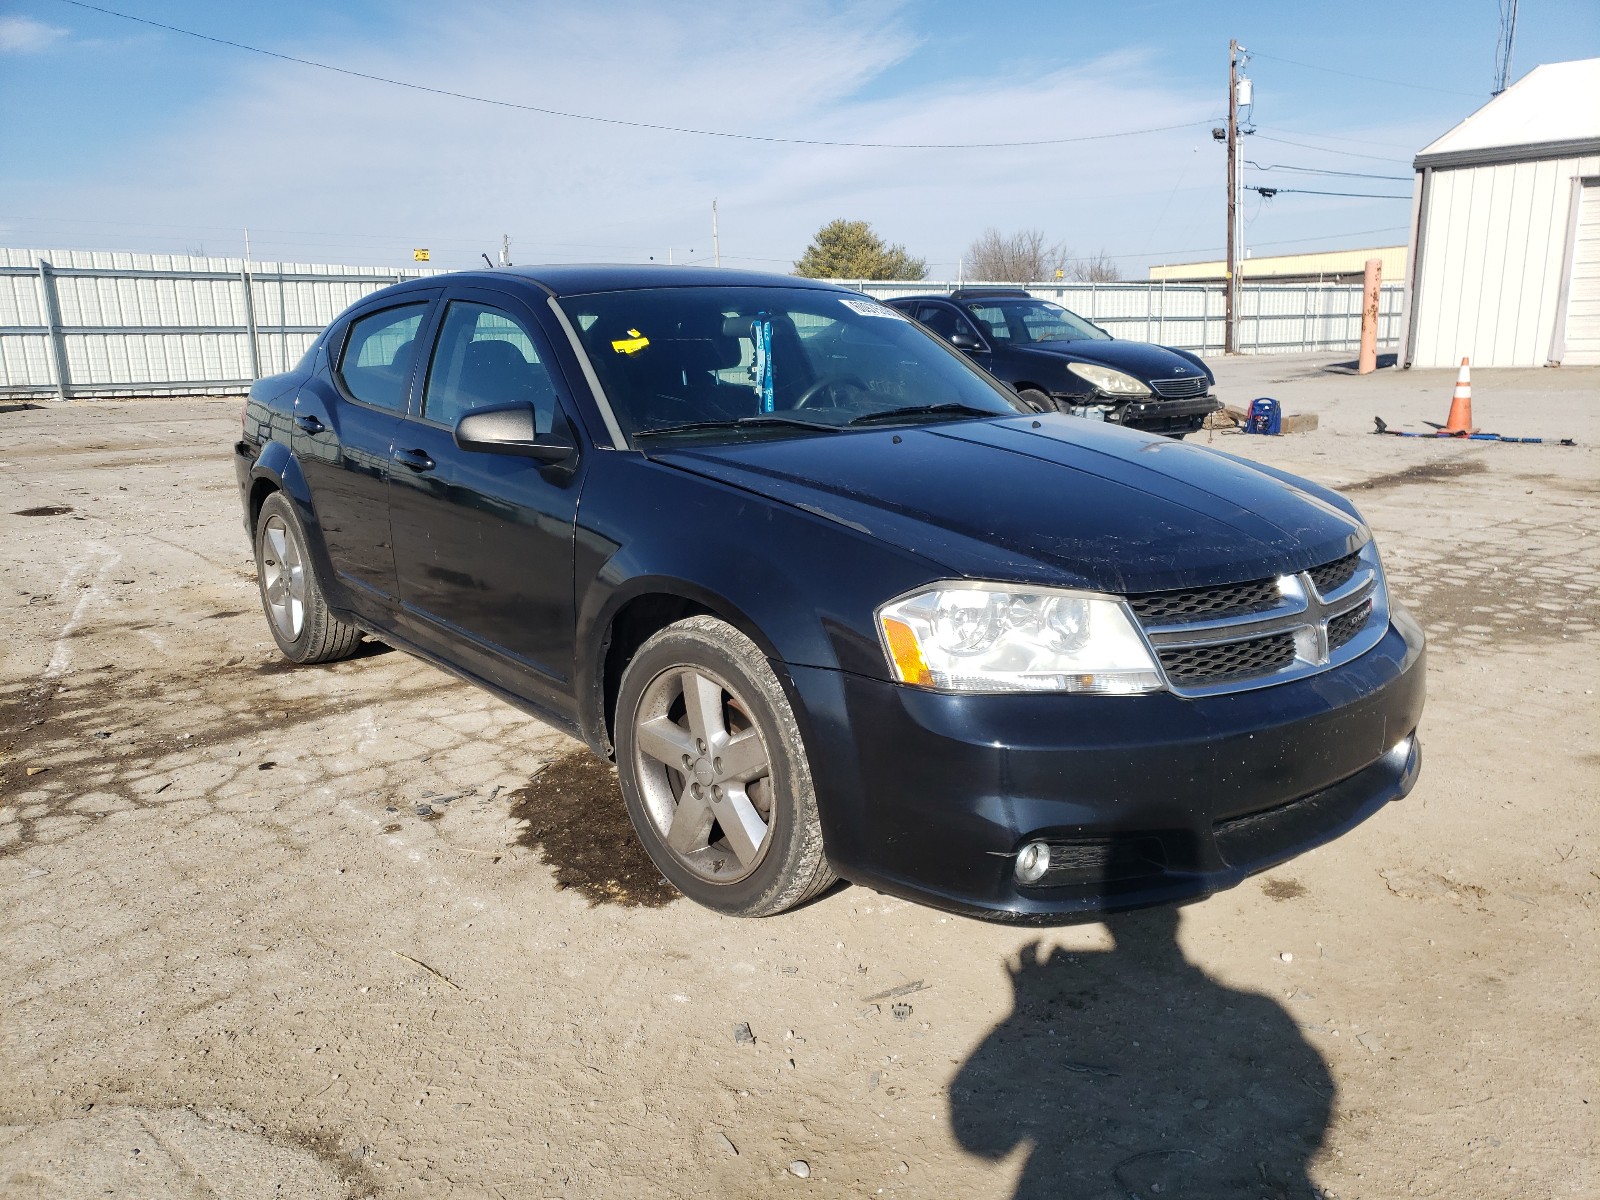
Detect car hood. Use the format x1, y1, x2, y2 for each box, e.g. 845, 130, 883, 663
1024, 338, 1206, 382
648, 415, 1366, 593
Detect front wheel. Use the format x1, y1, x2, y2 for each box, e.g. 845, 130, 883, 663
614, 616, 835, 916
253, 491, 362, 664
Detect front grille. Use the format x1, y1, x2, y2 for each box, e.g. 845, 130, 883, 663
1327, 600, 1372, 650
1127, 577, 1280, 625
1157, 633, 1297, 684
1149, 376, 1210, 399
1128, 546, 1384, 694
1308, 552, 1360, 597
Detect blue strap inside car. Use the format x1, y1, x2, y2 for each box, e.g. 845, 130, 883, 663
751, 315, 774, 413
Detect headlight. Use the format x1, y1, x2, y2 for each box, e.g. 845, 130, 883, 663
1066, 362, 1151, 396
876, 582, 1165, 694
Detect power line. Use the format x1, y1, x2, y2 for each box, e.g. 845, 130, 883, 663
1493, 0, 1520, 95
51, 0, 1216, 151
1252, 134, 1412, 164
1254, 126, 1422, 151
1244, 160, 1411, 182
1249, 50, 1481, 98
1248, 185, 1410, 200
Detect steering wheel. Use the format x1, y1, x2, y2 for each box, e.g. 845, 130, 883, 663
792, 374, 872, 409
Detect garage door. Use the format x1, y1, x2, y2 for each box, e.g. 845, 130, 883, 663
1559, 181, 1600, 365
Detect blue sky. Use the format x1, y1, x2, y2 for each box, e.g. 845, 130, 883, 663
3, 0, 1597, 276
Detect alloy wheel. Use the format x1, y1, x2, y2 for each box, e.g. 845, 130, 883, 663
260, 513, 307, 641
632, 666, 775, 883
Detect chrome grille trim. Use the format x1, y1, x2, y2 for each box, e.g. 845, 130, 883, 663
1129, 541, 1389, 697
1149, 376, 1210, 399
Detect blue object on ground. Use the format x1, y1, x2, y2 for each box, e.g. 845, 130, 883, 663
1246, 398, 1281, 435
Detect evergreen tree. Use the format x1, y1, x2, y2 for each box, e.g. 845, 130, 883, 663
793, 219, 927, 280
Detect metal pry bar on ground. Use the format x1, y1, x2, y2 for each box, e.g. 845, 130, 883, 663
1374, 416, 1574, 445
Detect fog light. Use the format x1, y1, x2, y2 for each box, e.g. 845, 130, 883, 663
1015, 841, 1051, 885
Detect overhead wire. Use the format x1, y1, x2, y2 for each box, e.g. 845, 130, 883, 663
1244, 160, 1411, 182
1251, 134, 1412, 164
50, 0, 1216, 151
1248, 50, 1481, 98
1248, 186, 1410, 200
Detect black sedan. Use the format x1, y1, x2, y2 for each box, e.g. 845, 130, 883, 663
884, 289, 1221, 437
234, 265, 1423, 923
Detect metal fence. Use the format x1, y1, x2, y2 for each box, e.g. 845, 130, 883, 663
0, 248, 1403, 400
841, 279, 1405, 356
0, 248, 440, 400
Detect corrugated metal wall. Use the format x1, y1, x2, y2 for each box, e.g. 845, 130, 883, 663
0, 247, 1402, 399
1407, 151, 1600, 367
0, 248, 440, 398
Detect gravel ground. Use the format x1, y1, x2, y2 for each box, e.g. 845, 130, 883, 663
1, 355, 1595, 1199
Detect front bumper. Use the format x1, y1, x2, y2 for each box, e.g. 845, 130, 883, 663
791, 604, 1425, 923
1121, 393, 1223, 423
1053, 392, 1221, 435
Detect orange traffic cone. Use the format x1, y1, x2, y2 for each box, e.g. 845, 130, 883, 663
1441, 357, 1478, 435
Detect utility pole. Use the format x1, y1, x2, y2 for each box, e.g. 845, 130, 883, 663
712, 199, 721, 267
499, 234, 511, 267
1225, 39, 1240, 355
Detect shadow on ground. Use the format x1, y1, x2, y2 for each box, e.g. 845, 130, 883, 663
1324, 353, 1398, 373
950, 906, 1332, 1200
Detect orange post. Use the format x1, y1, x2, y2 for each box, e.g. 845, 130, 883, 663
1441, 357, 1478, 435
1358, 258, 1382, 374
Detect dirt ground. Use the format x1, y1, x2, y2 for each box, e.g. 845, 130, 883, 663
1, 355, 1595, 1199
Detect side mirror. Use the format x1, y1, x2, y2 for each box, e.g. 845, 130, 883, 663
454, 403, 575, 464
949, 331, 984, 352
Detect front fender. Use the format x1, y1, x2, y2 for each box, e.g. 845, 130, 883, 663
569, 452, 946, 752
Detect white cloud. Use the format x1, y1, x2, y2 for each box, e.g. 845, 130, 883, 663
0, 15, 67, 53
7, 1, 1423, 275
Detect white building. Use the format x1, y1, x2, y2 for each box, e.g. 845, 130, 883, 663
1400, 58, 1600, 368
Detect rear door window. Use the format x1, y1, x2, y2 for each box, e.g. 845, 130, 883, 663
337, 304, 427, 411
963, 303, 1015, 343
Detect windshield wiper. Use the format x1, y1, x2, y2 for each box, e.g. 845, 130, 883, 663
634, 415, 843, 439
846, 403, 1003, 427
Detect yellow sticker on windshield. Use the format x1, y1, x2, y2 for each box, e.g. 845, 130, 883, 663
611, 329, 650, 355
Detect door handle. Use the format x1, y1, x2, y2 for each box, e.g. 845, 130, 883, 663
294, 414, 326, 434
394, 448, 436, 473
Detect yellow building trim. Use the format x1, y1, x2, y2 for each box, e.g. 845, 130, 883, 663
1150, 246, 1407, 282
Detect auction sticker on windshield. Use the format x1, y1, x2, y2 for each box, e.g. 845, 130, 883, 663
839, 298, 904, 319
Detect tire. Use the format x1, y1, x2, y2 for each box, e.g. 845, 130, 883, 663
1016, 388, 1055, 413
253, 491, 363, 664
614, 616, 836, 916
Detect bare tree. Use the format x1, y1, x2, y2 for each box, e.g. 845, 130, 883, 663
963, 228, 1070, 283
1070, 252, 1123, 282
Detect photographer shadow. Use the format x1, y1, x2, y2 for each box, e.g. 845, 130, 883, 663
950, 906, 1333, 1199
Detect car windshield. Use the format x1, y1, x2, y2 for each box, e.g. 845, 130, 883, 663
559, 286, 1026, 442
962, 298, 1111, 345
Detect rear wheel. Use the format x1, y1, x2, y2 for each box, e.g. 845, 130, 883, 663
615, 616, 835, 916
253, 491, 362, 664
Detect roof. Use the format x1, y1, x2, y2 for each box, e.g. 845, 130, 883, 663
1149, 246, 1407, 282
479, 263, 838, 296
1415, 58, 1600, 169
880, 289, 1031, 303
